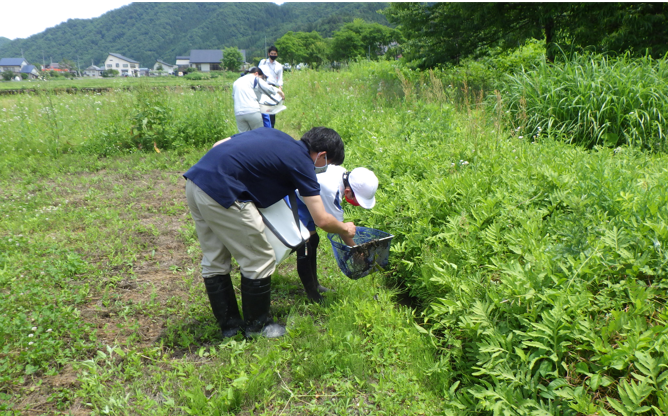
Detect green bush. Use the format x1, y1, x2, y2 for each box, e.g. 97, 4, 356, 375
1, 70, 14, 81
501, 52, 668, 152
184, 72, 210, 81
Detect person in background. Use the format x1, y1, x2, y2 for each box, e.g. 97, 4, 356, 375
259, 46, 283, 128
233, 67, 284, 133
295, 166, 378, 302
183, 127, 356, 339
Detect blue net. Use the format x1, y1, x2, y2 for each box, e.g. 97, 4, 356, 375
327, 227, 394, 280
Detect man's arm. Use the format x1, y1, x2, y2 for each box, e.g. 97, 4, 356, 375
213, 137, 231, 147
258, 78, 284, 100
302, 195, 355, 238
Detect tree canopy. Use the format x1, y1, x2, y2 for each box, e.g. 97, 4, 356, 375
385, 3, 668, 68
275, 31, 328, 66
222, 47, 243, 72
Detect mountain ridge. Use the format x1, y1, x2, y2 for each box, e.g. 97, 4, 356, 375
0, 2, 389, 68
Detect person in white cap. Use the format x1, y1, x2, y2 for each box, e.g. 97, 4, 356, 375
295, 166, 378, 302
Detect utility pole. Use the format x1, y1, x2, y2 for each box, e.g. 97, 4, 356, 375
77, 55, 81, 77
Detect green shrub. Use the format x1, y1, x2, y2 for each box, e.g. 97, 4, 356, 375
184, 72, 210, 81
501, 52, 668, 152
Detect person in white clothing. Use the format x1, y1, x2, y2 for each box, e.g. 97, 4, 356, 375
295, 166, 379, 302
259, 46, 284, 128
232, 67, 284, 133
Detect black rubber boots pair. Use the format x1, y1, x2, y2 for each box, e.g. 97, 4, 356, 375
204, 274, 286, 339
297, 233, 332, 303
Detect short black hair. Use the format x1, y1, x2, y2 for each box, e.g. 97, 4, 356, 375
268, 46, 278, 54
246, 67, 264, 76
300, 127, 345, 165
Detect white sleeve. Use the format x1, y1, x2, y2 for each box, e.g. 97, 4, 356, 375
277, 64, 283, 86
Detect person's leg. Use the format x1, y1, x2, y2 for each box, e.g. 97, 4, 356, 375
270, 114, 276, 128
236, 114, 251, 133
308, 232, 332, 293
247, 112, 264, 131
192, 185, 284, 338
297, 230, 323, 303
262, 113, 272, 128
186, 180, 242, 337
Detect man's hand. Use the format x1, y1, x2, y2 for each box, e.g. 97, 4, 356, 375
341, 223, 356, 240
277, 90, 285, 100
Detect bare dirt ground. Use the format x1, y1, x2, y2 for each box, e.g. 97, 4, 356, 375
7, 168, 308, 415
11, 170, 195, 415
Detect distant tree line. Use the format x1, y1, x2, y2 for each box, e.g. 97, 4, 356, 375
384, 3, 668, 68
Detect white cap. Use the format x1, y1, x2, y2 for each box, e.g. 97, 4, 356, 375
348, 167, 378, 209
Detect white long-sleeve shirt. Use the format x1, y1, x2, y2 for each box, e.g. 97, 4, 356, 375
259, 59, 283, 87
232, 74, 279, 116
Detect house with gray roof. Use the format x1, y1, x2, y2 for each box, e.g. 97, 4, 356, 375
153, 59, 177, 75
0, 58, 28, 73
84, 65, 103, 77
20, 65, 40, 79
104, 53, 139, 76
188, 50, 222, 72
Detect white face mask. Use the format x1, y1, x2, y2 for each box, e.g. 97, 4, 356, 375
314, 153, 328, 174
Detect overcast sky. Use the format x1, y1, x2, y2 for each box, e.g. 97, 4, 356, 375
1, 0, 133, 40
1, 1, 287, 41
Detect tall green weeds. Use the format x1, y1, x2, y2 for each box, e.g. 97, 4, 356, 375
502, 52, 668, 152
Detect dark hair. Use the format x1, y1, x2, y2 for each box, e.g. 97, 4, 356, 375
300, 127, 345, 165
268, 46, 278, 54
246, 67, 264, 76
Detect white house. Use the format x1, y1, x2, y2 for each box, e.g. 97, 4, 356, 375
104, 53, 139, 76
176, 55, 190, 73
153, 60, 176, 75
83, 65, 103, 77
0, 58, 28, 73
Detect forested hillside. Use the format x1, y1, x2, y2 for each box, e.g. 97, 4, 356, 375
0, 2, 388, 67
0, 37, 10, 48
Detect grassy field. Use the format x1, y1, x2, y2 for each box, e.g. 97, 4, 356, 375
0, 72, 240, 92
2, 59, 667, 415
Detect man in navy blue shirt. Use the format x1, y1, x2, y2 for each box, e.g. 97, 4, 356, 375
184, 127, 356, 338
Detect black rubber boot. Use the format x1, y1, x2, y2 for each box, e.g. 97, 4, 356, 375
308, 233, 333, 294
204, 274, 243, 338
240, 275, 286, 338
297, 242, 324, 303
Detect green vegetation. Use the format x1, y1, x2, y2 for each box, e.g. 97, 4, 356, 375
501, 52, 668, 152
221, 47, 243, 72
386, 3, 668, 67
2, 52, 668, 416
0, 3, 390, 69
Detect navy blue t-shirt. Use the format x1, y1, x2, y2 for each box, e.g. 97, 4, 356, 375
183, 128, 321, 208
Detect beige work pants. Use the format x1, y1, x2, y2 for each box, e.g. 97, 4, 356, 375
185, 179, 275, 280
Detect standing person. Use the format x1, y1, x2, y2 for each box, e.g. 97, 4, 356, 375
233, 67, 284, 133
259, 46, 283, 128
295, 166, 378, 302
183, 127, 356, 339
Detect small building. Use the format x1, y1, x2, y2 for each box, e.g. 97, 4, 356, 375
0, 58, 28, 73
138, 68, 150, 77
189, 49, 222, 72
20, 65, 40, 79
104, 53, 139, 76
175, 55, 190, 72
153, 60, 177, 75
83, 65, 103, 77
